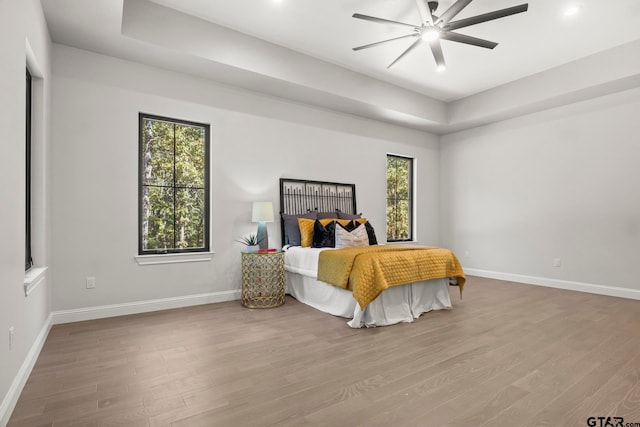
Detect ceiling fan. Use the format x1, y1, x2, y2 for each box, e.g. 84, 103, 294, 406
352, 0, 528, 71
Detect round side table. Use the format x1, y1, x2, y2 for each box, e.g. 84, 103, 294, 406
240, 251, 285, 308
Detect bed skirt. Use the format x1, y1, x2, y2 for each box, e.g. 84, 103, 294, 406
285, 272, 452, 328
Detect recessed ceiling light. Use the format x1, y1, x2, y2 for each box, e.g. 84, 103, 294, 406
563, 5, 580, 17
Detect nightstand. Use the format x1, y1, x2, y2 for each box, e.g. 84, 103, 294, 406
241, 251, 285, 308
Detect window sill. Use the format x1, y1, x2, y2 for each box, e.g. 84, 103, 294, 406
135, 251, 215, 266
24, 266, 48, 297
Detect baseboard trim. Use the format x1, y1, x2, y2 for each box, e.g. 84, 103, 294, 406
0, 313, 53, 426
465, 268, 640, 300
52, 290, 241, 325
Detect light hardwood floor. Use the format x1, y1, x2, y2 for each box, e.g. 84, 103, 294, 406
8, 276, 640, 426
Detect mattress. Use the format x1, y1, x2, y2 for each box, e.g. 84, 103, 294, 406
284, 246, 452, 328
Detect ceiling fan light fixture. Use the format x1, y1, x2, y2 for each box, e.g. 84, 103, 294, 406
436, 64, 446, 72
421, 28, 439, 42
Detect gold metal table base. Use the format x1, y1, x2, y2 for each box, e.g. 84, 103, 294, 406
241, 251, 285, 309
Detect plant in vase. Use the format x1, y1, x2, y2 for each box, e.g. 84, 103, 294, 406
235, 234, 263, 253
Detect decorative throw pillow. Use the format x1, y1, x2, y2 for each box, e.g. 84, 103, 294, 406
335, 218, 354, 228
351, 218, 378, 245
298, 218, 317, 247
363, 221, 378, 245
312, 220, 336, 248
299, 218, 354, 247
342, 220, 359, 232
282, 211, 317, 246
335, 222, 369, 248
316, 211, 339, 219
337, 211, 362, 220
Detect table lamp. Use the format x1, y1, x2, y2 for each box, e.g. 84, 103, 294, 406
252, 201, 274, 250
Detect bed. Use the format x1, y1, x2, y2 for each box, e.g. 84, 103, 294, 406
279, 178, 465, 328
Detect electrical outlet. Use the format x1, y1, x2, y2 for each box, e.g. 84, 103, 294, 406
9, 327, 14, 350
86, 276, 96, 289
554, 258, 561, 267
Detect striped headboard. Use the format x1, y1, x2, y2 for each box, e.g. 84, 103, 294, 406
279, 178, 357, 245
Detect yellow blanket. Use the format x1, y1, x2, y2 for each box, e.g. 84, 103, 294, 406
317, 245, 466, 309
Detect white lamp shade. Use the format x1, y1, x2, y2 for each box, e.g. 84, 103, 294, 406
252, 201, 274, 223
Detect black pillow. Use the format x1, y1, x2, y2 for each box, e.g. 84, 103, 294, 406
364, 221, 378, 245
312, 220, 336, 248
282, 211, 317, 246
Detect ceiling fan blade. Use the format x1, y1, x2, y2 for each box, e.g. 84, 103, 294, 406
352, 13, 417, 29
435, 0, 473, 25
353, 34, 419, 51
415, 0, 434, 26
387, 38, 423, 68
428, 39, 446, 69
440, 31, 498, 49
445, 4, 529, 31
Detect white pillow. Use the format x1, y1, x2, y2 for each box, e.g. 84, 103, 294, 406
335, 223, 369, 248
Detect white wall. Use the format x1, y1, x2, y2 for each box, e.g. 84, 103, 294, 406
440, 87, 640, 293
50, 45, 440, 312
0, 0, 53, 423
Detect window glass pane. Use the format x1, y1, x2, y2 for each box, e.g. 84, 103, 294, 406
386, 155, 413, 241
175, 124, 205, 188
142, 119, 175, 186
149, 146, 175, 186
175, 188, 206, 249
143, 186, 175, 251
395, 169, 410, 200
386, 159, 398, 196
388, 200, 410, 240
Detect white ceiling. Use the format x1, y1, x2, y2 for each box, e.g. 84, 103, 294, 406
41, 0, 640, 133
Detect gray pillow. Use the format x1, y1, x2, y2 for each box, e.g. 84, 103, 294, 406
282, 211, 317, 246
337, 211, 362, 220
316, 211, 339, 219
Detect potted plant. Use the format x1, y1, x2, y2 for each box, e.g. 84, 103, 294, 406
235, 234, 262, 253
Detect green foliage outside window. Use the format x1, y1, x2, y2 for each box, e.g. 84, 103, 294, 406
386, 155, 413, 241
140, 115, 209, 253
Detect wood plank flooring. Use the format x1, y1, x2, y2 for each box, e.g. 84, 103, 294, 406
8, 276, 640, 426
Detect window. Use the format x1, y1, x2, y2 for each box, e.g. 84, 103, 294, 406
25, 68, 33, 271
139, 114, 210, 255
386, 154, 413, 242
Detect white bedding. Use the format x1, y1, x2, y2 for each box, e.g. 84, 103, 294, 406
283, 246, 329, 278
284, 246, 452, 328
